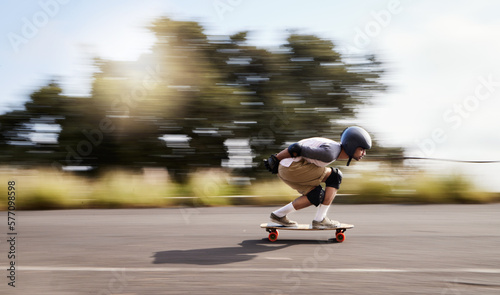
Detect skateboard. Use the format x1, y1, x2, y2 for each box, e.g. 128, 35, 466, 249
260, 223, 354, 243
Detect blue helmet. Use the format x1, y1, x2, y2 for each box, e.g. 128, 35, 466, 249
340, 126, 372, 166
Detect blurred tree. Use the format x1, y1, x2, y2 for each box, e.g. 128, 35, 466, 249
0, 82, 66, 166
0, 17, 403, 182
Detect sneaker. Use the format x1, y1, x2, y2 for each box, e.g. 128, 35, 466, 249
270, 213, 298, 227
312, 217, 341, 229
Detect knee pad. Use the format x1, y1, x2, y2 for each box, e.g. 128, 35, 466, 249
306, 185, 325, 207
325, 168, 342, 189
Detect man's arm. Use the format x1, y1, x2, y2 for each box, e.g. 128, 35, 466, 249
263, 148, 291, 174
301, 143, 337, 163
264, 141, 338, 174
282, 142, 338, 163
276, 148, 292, 160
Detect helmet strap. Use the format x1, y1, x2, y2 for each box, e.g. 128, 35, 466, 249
346, 157, 352, 166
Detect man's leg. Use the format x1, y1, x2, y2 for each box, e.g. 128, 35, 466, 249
272, 201, 296, 218
292, 195, 312, 210
282, 168, 334, 220
313, 168, 342, 228
270, 201, 298, 226
272, 160, 328, 226
271, 190, 316, 226
312, 168, 334, 221
313, 187, 337, 222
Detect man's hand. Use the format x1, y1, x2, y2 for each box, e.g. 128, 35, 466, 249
264, 154, 280, 174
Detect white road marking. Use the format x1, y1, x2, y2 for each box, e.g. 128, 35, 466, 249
18, 266, 500, 274
264, 257, 293, 260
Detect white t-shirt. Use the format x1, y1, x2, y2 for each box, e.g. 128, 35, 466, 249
280, 137, 342, 167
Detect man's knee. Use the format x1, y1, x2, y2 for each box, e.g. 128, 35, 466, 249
325, 168, 342, 189
306, 185, 325, 207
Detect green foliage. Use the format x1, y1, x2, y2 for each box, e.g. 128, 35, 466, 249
337, 171, 496, 204
411, 173, 492, 204
7, 169, 91, 210
89, 170, 172, 208
186, 169, 235, 206
0, 17, 398, 181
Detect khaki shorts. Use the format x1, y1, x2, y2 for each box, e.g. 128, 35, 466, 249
278, 159, 329, 195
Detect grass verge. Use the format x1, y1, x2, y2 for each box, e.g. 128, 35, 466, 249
0, 167, 498, 210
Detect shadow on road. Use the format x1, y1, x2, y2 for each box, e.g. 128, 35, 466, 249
152, 238, 333, 265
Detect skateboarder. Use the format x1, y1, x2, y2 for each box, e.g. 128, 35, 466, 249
263, 126, 371, 229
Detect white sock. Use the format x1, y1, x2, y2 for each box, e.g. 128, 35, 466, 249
273, 202, 296, 218
313, 204, 330, 222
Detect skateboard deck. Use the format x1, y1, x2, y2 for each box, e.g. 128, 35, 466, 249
260, 223, 354, 242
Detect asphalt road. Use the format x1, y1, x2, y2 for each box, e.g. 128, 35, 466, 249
1, 204, 500, 294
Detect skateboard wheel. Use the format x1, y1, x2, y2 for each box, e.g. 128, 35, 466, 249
268, 230, 279, 242
336, 232, 345, 243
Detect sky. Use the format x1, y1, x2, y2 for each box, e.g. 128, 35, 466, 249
1, 0, 500, 190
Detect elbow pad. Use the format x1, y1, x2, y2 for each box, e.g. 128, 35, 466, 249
287, 143, 302, 157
